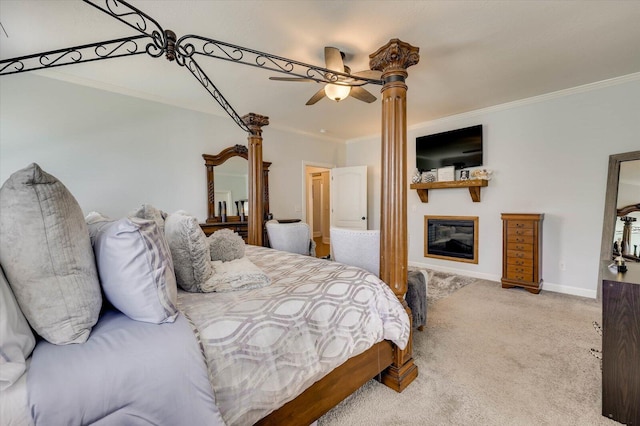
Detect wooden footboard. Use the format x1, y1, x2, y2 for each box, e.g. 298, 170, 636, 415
255, 340, 394, 425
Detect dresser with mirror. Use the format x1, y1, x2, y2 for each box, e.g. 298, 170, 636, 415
200, 145, 271, 244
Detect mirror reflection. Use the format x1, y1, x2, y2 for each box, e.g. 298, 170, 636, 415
613, 159, 640, 261
214, 156, 248, 217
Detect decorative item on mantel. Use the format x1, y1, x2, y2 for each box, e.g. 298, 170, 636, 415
411, 169, 421, 184
421, 170, 437, 183
437, 166, 455, 182
470, 168, 493, 180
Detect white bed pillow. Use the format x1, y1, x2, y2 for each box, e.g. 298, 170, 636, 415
164, 211, 213, 292
0, 265, 35, 391
88, 216, 179, 324
0, 163, 102, 345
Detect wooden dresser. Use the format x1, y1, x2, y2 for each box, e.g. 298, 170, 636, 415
601, 261, 640, 425
501, 213, 544, 294
200, 221, 248, 240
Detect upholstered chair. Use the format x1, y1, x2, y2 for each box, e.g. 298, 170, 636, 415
330, 227, 381, 276
265, 220, 315, 256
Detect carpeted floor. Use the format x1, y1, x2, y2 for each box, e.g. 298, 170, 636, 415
318, 273, 613, 425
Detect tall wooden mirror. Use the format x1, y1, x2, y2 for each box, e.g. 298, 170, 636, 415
201, 145, 271, 239
598, 150, 640, 298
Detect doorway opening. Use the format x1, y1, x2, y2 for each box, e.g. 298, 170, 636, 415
305, 165, 331, 258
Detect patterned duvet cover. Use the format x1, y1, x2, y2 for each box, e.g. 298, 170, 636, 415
178, 245, 410, 425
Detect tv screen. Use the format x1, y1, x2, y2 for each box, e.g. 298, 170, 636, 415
416, 125, 483, 171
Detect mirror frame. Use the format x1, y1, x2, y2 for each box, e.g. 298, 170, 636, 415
598, 150, 640, 299
203, 144, 271, 223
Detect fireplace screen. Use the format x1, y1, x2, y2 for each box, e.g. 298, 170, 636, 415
424, 215, 478, 264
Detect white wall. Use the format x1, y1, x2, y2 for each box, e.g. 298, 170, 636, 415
0, 74, 345, 222
345, 75, 640, 298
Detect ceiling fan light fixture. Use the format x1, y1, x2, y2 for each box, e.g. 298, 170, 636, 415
325, 83, 351, 102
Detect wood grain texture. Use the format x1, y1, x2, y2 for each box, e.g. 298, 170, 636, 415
602, 263, 640, 425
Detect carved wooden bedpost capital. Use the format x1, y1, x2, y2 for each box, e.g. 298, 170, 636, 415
369, 38, 420, 80
242, 113, 269, 246
242, 113, 269, 137
370, 39, 420, 393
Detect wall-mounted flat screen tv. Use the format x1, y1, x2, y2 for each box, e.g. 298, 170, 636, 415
416, 124, 483, 171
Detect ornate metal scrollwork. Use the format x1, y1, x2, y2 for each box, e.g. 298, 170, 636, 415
83, 0, 166, 57
1, 0, 383, 133
175, 34, 381, 87
181, 56, 251, 133
0, 35, 149, 75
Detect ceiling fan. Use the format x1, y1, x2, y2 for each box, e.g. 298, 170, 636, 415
269, 47, 381, 105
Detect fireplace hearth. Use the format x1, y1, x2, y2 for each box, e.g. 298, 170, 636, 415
424, 215, 478, 264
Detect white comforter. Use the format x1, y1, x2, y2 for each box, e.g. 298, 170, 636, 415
178, 245, 410, 426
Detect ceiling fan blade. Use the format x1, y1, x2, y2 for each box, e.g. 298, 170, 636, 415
351, 70, 383, 80
350, 86, 377, 103
269, 77, 315, 82
324, 46, 345, 72
306, 87, 326, 105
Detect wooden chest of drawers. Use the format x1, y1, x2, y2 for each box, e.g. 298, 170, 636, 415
501, 213, 544, 294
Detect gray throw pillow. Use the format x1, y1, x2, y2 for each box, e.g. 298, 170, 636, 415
208, 228, 245, 262
129, 204, 168, 232
0, 265, 35, 391
164, 211, 213, 292
0, 163, 102, 345
88, 217, 179, 324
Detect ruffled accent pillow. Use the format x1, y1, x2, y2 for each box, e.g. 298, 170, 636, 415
164, 211, 213, 293
208, 228, 245, 262
86, 213, 178, 324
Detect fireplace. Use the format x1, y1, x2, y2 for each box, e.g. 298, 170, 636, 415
424, 215, 478, 264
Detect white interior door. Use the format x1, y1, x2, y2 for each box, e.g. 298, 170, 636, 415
330, 166, 367, 229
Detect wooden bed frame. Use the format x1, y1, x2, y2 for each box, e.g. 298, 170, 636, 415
1, 5, 419, 419
245, 39, 421, 424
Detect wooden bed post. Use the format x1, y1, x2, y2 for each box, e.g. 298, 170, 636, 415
242, 113, 269, 246
370, 39, 420, 392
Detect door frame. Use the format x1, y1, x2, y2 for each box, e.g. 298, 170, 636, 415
301, 160, 335, 228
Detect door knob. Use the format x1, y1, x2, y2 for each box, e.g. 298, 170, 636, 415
361, 217, 366, 220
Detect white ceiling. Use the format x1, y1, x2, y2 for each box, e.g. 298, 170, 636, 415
1, 1, 640, 142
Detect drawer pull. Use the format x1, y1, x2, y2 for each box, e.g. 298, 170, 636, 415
516, 223, 524, 228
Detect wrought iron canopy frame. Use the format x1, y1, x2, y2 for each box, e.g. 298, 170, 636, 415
0, 0, 383, 134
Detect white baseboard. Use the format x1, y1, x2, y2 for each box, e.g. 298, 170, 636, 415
540, 282, 597, 299
408, 260, 597, 299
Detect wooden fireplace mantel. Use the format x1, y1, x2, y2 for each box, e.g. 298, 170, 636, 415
410, 179, 489, 203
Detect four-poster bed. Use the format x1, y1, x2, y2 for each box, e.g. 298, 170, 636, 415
0, 1, 420, 424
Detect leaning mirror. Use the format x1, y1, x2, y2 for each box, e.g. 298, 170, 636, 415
613, 160, 640, 260
598, 150, 640, 299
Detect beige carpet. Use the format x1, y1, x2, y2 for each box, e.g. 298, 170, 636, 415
319, 278, 614, 425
